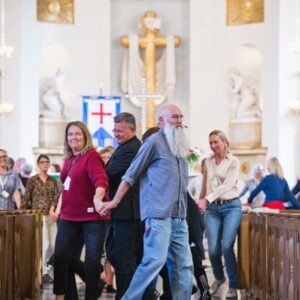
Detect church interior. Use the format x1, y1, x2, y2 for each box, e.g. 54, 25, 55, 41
1, 0, 300, 299
0, 0, 299, 184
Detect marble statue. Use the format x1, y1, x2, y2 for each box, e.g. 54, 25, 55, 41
39, 68, 67, 119
229, 69, 261, 121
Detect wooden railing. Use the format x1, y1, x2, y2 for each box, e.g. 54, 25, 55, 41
238, 211, 300, 300
0, 210, 42, 300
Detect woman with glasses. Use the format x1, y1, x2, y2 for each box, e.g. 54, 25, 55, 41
0, 148, 22, 210
22, 154, 60, 282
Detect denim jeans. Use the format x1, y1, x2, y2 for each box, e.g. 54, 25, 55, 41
205, 198, 242, 289
121, 218, 193, 300
53, 220, 108, 300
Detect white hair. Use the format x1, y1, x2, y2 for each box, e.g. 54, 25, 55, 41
164, 121, 189, 158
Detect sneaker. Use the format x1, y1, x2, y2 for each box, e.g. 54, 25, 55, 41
226, 288, 237, 299
210, 277, 225, 295
106, 284, 117, 293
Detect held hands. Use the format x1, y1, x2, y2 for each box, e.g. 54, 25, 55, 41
49, 210, 59, 223
98, 200, 118, 216
93, 195, 105, 215
197, 198, 208, 214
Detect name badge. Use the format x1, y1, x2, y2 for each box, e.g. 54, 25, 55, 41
64, 176, 71, 190
87, 207, 94, 213
1, 190, 9, 198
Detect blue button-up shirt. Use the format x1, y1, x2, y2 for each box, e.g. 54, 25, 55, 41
122, 129, 189, 221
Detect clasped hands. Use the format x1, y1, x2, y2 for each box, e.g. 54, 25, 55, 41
94, 196, 117, 216
197, 198, 208, 214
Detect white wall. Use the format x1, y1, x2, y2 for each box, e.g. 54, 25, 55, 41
278, 0, 300, 184
0, 0, 111, 165
189, 0, 283, 174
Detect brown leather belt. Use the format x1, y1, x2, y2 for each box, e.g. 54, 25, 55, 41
212, 198, 237, 205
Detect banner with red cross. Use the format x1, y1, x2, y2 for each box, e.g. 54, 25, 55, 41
82, 96, 121, 148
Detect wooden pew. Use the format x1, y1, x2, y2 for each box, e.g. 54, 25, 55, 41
238, 211, 300, 300
0, 210, 42, 300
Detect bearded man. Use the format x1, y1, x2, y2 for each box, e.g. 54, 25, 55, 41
99, 104, 194, 300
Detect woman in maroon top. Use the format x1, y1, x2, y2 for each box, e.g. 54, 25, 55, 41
53, 121, 110, 300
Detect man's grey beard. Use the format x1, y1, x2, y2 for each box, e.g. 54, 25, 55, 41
164, 122, 189, 158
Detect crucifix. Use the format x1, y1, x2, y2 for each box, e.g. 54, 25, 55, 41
125, 77, 163, 134
121, 11, 181, 128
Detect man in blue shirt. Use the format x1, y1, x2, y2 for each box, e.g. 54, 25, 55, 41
99, 104, 194, 300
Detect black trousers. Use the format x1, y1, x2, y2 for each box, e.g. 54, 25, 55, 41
106, 219, 144, 300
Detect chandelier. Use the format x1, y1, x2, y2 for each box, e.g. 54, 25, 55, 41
0, 0, 13, 115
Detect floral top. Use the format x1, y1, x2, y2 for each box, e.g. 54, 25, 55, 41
22, 174, 60, 215
0, 170, 22, 210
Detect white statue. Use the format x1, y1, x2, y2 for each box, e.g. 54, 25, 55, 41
228, 69, 261, 121
39, 68, 67, 119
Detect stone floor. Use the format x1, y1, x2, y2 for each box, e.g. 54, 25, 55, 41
40, 239, 246, 299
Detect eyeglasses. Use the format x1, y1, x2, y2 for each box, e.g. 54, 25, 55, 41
0, 155, 7, 159
39, 160, 50, 164
112, 129, 124, 134
170, 114, 184, 120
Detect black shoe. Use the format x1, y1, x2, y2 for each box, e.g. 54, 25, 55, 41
97, 279, 106, 298
106, 284, 117, 293
192, 284, 198, 295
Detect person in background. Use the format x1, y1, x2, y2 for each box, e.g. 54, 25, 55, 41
52, 121, 109, 300
7, 157, 15, 170
239, 163, 265, 208
99, 145, 117, 294
48, 163, 62, 174
0, 149, 22, 210
292, 175, 300, 202
13, 157, 26, 173
99, 146, 115, 165
22, 154, 60, 283
187, 158, 206, 261
99, 104, 194, 300
248, 157, 300, 210
197, 130, 242, 299
19, 163, 33, 188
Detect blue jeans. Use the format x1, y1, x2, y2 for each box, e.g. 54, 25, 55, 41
121, 218, 193, 300
205, 199, 242, 289
53, 220, 108, 300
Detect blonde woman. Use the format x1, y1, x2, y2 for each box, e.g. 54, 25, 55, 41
248, 157, 300, 209
197, 130, 242, 299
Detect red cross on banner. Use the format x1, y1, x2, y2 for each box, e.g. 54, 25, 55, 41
91, 103, 112, 124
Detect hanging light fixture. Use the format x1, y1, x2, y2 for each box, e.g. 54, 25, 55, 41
0, 0, 13, 115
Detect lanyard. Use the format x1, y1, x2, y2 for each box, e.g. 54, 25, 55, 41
0, 175, 8, 190
67, 154, 81, 177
